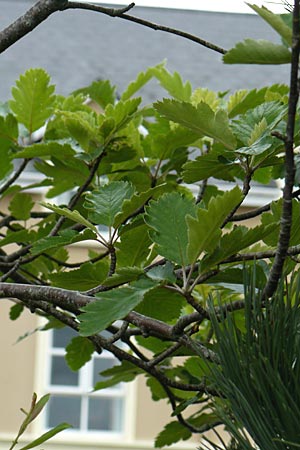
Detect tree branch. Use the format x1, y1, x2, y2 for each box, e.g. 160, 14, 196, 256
263, 1, 300, 298
0, 0, 226, 56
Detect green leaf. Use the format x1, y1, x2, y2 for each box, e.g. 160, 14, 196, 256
94, 360, 143, 390
104, 98, 141, 133
247, 4, 292, 47
73, 79, 116, 109
154, 421, 191, 447
10, 68, 56, 133
0, 114, 18, 180
102, 266, 143, 287
19, 423, 71, 450
9, 193, 34, 220
182, 150, 237, 183
79, 278, 156, 336
0, 229, 32, 248
146, 262, 176, 283
152, 66, 192, 101
203, 223, 278, 269
121, 64, 163, 101
65, 336, 94, 371
84, 181, 135, 228
9, 303, 24, 320
144, 192, 196, 266
49, 260, 109, 290
186, 187, 243, 264
114, 184, 171, 226
15, 141, 76, 159
155, 99, 236, 149
116, 225, 152, 268
136, 287, 184, 322
31, 229, 96, 256
40, 202, 98, 233
223, 39, 291, 64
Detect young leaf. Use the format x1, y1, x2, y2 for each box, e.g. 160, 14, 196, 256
15, 142, 76, 159
84, 181, 135, 228
144, 192, 196, 266
79, 278, 156, 336
152, 66, 192, 101
73, 79, 116, 109
40, 202, 98, 233
65, 336, 94, 371
186, 187, 243, 264
247, 4, 292, 47
121, 64, 162, 101
223, 39, 291, 64
10, 68, 56, 133
154, 421, 191, 448
9, 193, 34, 220
155, 99, 236, 149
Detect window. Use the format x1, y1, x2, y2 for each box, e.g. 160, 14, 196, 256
44, 327, 126, 435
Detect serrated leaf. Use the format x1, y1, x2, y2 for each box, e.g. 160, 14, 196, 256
103, 266, 144, 287
121, 64, 162, 101
73, 79, 116, 109
40, 202, 98, 233
49, 260, 109, 290
31, 228, 96, 256
114, 184, 171, 227
10, 68, 56, 133
223, 39, 291, 64
84, 181, 135, 228
155, 99, 236, 149
9, 193, 34, 220
105, 98, 141, 133
0, 114, 18, 180
146, 376, 167, 401
65, 336, 94, 371
15, 141, 76, 159
152, 66, 192, 101
182, 151, 237, 183
144, 192, 197, 266
94, 360, 143, 390
154, 421, 191, 447
19, 423, 71, 450
203, 223, 278, 269
116, 225, 152, 268
186, 187, 243, 264
248, 118, 268, 145
146, 262, 176, 283
0, 229, 32, 248
191, 87, 220, 111
247, 3, 292, 47
136, 287, 184, 322
79, 278, 156, 336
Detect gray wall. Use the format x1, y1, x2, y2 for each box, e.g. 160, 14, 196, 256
0, 1, 290, 102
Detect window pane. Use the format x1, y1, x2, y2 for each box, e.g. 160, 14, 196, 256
51, 356, 78, 386
88, 397, 123, 431
52, 327, 77, 348
47, 396, 81, 429
93, 357, 120, 386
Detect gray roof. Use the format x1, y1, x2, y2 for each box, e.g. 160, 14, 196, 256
0, 1, 290, 103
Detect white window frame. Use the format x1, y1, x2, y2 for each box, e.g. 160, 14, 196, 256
33, 325, 137, 444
